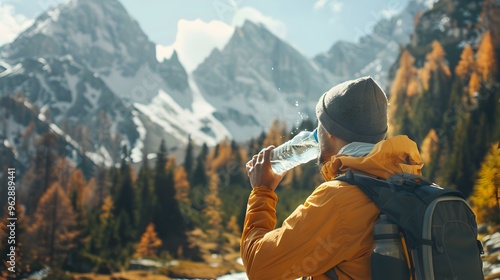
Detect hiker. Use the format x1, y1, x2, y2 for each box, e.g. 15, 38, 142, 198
242, 76, 424, 279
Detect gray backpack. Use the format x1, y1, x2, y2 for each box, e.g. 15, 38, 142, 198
336, 171, 484, 280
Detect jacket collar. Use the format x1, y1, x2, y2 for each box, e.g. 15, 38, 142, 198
321, 135, 424, 181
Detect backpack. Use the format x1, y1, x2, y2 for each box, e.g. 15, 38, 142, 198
335, 170, 484, 280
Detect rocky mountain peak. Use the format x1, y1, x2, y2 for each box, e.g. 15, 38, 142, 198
193, 19, 337, 140
314, 0, 426, 89
1, 0, 157, 76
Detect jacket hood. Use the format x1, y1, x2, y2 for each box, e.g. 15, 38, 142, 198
321, 135, 424, 181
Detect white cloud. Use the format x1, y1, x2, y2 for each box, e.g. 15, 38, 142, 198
313, 0, 343, 14
161, 19, 234, 72
232, 6, 287, 40
380, 8, 399, 19
0, 4, 34, 46
330, 1, 343, 13
314, 0, 328, 10
156, 44, 175, 62
162, 7, 286, 72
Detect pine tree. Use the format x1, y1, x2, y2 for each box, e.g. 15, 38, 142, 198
28, 183, 77, 267
39, 132, 59, 193
113, 151, 136, 248
184, 135, 194, 178
190, 144, 209, 211
67, 169, 87, 211
64, 189, 90, 273
470, 143, 500, 224
134, 223, 162, 259
89, 195, 114, 257
229, 140, 246, 187
136, 153, 153, 234
153, 140, 186, 256
89, 195, 121, 268
191, 143, 209, 189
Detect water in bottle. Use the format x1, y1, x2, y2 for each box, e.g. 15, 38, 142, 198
270, 129, 318, 174
371, 214, 409, 280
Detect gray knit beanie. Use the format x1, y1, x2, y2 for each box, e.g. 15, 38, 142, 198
315, 76, 388, 144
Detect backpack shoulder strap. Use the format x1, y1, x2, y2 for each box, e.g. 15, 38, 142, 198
334, 170, 386, 201
335, 170, 464, 204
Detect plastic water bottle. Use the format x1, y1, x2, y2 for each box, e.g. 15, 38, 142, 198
371, 214, 409, 280
270, 129, 318, 174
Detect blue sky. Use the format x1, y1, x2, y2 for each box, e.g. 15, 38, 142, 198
0, 0, 414, 70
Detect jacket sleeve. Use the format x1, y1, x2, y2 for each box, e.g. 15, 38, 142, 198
241, 183, 373, 280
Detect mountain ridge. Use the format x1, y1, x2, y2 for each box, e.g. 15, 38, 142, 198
0, 0, 426, 165
314, 0, 426, 90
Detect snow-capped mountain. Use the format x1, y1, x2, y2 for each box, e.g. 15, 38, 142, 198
314, 0, 426, 90
0, 0, 231, 165
0, 95, 97, 173
194, 21, 340, 141
0, 0, 436, 166
0, 54, 142, 164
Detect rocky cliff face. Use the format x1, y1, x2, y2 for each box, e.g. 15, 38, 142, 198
314, 0, 426, 90
0, 0, 230, 164
194, 21, 340, 140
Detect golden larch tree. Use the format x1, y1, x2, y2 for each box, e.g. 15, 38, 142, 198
204, 173, 223, 243
391, 49, 419, 98
134, 223, 162, 258
28, 182, 77, 266
208, 139, 232, 172
174, 166, 190, 204
263, 119, 288, 148
226, 215, 240, 236
99, 195, 114, 225
52, 157, 74, 190
419, 40, 451, 91
476, 31, 497, 82
420, 129, 439, 166
469, 71, 481, 97
470, 143, 500, 224
388, 50, 418, 136
455, 45, 475, 81
429, 40, 451, 76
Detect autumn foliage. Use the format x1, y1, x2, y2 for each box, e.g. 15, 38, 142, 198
470, 143, 500, 224
134, 223, 162, 258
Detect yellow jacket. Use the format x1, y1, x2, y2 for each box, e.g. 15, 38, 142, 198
241, 135, 423, 279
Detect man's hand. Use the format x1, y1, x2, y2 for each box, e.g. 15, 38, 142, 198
246, 146, 285, 191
